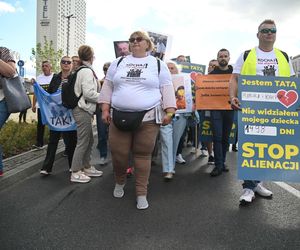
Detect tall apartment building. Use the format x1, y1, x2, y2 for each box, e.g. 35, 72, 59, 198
37, 0, 86, 57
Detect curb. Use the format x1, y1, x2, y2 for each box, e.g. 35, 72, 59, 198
0, 147, 64, 191
0, 128, 98, 191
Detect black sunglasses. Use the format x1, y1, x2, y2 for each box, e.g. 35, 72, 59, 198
129, 37, 144, 43
260, 28, 277, 34
103, 67, 108, 71
61, 60, 72, 65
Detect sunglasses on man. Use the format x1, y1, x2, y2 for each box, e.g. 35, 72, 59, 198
61, 60, 72, 65
259, 28, 277, 34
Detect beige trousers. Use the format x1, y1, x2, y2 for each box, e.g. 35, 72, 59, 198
109, 120, 159, 196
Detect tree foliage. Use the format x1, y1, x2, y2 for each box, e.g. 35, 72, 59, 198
31, 36, 63, 75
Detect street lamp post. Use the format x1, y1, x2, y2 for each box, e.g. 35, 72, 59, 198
62, 14, 75, 56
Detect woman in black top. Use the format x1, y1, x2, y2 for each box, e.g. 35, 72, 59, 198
40, 56, 77, 175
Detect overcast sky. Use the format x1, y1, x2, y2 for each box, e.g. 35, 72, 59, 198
1, 0, 300, 77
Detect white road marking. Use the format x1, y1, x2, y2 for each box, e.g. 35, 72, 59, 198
274, 182, 300, 198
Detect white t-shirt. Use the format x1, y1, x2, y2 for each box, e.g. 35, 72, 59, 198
233, 47, 295, 76
36, 73, 53, 108
106, 55, 172, 111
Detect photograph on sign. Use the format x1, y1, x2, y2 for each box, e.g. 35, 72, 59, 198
147, 30, 172, 61
113, 41, 130, 58
171, 73, 193, 113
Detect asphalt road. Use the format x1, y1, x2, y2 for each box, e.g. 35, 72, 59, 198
0, 147, 299, 250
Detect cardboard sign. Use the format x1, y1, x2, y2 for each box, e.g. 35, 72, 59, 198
195, 74, 232, 110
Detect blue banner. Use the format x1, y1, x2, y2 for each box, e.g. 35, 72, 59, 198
178, 62, 206, 75
33, 83, 77, 131
199, 111, 237, 143
238, 75, 300, 183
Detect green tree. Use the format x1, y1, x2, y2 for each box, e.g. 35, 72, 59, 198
31, 36, 63, 75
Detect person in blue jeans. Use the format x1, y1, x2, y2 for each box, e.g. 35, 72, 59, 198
96, 62, 110, 165
0, 47, 16, 176
209, 48, 234, 177
160, 61, 188, 180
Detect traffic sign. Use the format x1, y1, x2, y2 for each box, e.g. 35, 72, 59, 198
17, 60, 24, 67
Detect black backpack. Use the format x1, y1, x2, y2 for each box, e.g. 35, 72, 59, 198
61, 66, 88, 109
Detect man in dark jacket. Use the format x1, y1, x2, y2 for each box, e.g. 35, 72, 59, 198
209, 48, 234, 177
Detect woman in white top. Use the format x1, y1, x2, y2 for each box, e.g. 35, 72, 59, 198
100, 31, 176, 209
70, 45, 103, 183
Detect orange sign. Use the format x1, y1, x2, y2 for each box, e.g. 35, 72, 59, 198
195, 74, 232, 110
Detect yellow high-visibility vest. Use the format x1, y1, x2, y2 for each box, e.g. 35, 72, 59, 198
241, 48, 291, 77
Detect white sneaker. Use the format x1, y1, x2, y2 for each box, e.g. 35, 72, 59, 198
83, 166, 103, 177
239, 188, 255, 204
99, 157, 108, 165
136, 196, 149, 210
164, 172, 173, 181
200, 149, 208, 156
191, 147, 197, 154
113, 183, 125, 198
71, 170, 91, 183
176, 154, 186, 164
40, 170, 50, 176
254, 183, 273, 197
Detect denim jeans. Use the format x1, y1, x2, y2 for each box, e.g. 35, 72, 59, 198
160, 124, 173, 173
242, 180, 260, 190
96, 110, 108, 158
0, 99, 10, 171
210, 110, 234, 170
172, 114, 187, 165
176, 129, 186, 155
160, 114, 187, 173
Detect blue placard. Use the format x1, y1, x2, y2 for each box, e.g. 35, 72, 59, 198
33, 83, 77, 131
238, 75, 300, 183
199, 111, 237, 143
178, 62, 206, 75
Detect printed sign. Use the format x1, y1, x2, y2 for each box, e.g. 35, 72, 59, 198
113, 41, 130, 58
195, 74, 232, 110
238, 75, 300, 183
147, 30, 172, 61
199, 111, 237, 143
178, 62, 206, 75
171, 73, 193, 113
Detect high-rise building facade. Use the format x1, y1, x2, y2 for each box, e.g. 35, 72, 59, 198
37, 0, 86, 57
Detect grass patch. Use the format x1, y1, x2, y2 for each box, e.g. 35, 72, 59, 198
0, 120, 49, 159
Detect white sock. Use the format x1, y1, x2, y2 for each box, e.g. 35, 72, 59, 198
136, 196, 149, 210
113, 183, 125, 198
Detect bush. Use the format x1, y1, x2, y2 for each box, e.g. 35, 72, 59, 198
0, 120, 49, 159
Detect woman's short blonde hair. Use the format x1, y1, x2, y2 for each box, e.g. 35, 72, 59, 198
129, 31, 154, 52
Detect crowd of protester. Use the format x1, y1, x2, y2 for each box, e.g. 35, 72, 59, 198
1, 19, 292, 209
